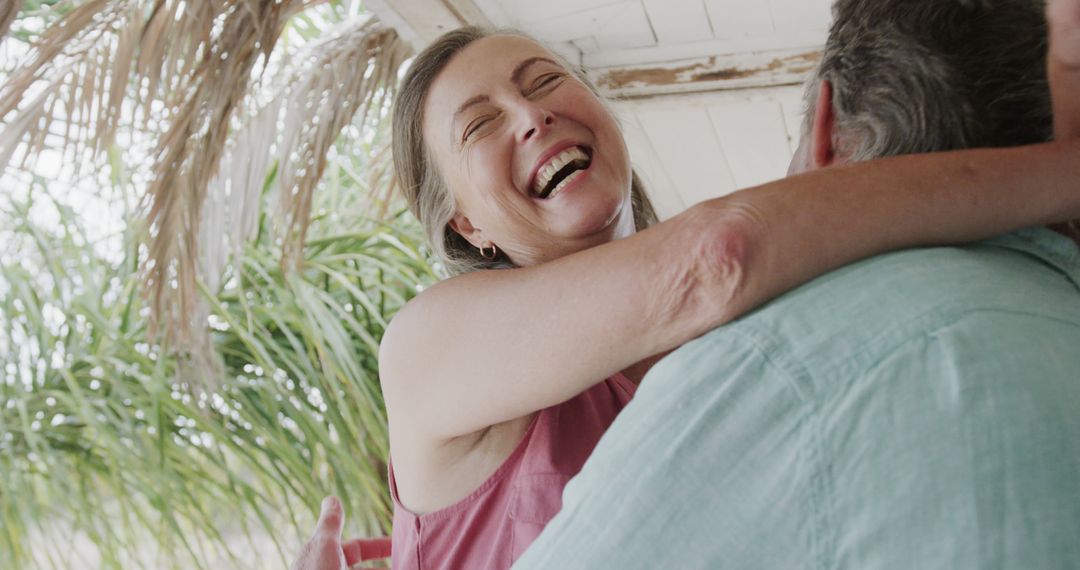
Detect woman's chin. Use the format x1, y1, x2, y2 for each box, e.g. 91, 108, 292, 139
550, 206, 631, 246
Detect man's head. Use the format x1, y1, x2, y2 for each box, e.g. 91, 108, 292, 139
789, 0, 1051, 175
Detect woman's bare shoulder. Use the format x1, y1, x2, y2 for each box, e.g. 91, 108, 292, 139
378, 271, 491, 387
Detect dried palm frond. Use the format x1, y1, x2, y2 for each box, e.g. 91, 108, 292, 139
0, 0, 221, 175
366, 137, 401, 219
0, 0, 281, 385
2, 0, 405, 384
199, 96, 279, 296
270, 16, 410, 271
1, 0, 117, 172
200, 14, 410, 290
140, 0, 313, 383
0, 0, 22, 42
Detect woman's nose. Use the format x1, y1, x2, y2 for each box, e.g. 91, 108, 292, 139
517, 102, 555, 143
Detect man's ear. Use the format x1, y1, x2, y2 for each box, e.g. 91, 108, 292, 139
810, 79, 839, 169
448, 213, 485, 249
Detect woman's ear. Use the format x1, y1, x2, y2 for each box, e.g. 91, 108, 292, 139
448, 213, 485, 249
810, 79, 839, 169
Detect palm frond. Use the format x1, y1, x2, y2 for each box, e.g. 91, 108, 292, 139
0, 0, 22, 41
2, 181, 436, 568
219, 16, 408, 275
200, 14, 410, 335
2, 0, 407, 379
0, 0, 219, 172
139, 0, 307, 374
1, 0, 115, 171
267, 16, 409, 271
2, 0, 432, 566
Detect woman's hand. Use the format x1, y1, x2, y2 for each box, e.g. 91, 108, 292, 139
1049, 0, 1080, 139
290, 496, 392, 570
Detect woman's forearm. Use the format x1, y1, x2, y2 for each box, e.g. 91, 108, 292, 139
380, 202, 748, 440
715, 139, 1080, 323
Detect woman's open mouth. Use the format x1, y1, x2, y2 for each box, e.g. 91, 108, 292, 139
532, 146, 593, 199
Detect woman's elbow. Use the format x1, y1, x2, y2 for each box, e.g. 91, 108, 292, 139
662, 200, 764, 332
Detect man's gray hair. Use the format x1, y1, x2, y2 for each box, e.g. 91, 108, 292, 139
804, 0, 1051, 161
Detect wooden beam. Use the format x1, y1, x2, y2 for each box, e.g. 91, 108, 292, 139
442, 0, 492, 28
588, 47, 822, 98
364, 0, 491, 50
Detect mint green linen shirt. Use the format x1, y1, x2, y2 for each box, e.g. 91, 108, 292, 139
515, 229, 1080, 569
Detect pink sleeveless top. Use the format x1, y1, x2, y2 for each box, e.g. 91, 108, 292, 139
388, 374, 636, 569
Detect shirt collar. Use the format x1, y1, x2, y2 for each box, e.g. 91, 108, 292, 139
986, 227, 1080, 292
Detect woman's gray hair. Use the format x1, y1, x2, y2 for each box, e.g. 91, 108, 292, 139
392, 26, 658, 276
802, 0, 1051, 161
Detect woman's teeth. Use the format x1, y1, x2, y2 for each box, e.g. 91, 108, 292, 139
546, 168, 584, 198
533, 146, 590, 197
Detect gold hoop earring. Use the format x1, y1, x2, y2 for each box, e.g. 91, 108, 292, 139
479, 244, 498, 260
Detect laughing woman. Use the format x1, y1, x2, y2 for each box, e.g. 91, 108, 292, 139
292, 2, 1080, 568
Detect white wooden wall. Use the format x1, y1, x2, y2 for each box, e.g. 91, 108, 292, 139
614, 85, 807, 219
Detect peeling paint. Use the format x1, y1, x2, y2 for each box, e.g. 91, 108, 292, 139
597, 58, 713, 89
597, 50, 823, 93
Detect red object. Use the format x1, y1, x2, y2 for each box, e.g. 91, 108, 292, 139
349, 537, 393, 561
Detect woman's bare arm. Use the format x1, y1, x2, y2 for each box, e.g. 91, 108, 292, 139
380, 139, 1080, 444
726, 141, 1080, 327
380, 200, 747, 439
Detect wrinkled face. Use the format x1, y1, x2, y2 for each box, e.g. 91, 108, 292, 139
422, 34, 636, 267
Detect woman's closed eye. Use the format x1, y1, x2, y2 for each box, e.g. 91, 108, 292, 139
460, 74, 564, 142
528, 73, 564, 95
463, 114, 497, 142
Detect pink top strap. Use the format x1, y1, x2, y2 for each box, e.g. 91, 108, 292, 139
389, 374, 636, 569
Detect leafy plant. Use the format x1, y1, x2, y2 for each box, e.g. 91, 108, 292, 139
0, 1, 430, 568
1, 176, 437, 568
